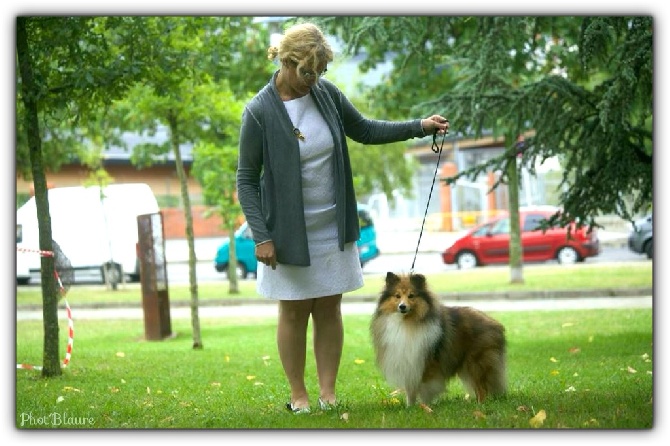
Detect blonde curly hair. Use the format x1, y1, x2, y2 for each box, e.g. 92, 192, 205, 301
267, 22, 333, 76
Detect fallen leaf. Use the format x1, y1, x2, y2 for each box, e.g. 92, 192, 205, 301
116, 352, 125, 358
562, 322, 574, 328
211, 382, 221, 387
565, 386, 576, 392
473, 410, 486, 420
340, 412, 349, 422
419, 403, 433, 413
529, 409, 546, 428
246, 375, 256, 380
253, 382, 264, 386
146, 387, 150, 394
390, 389, 403, 396
516, 405, 529, 412
354, 359, 365, 365
121, 379, 126, 384
550, 370, 560, 376
550, 357, 558, 363
383, 397, 401, 406
583, 418, 599, 427
56, 396, 64, 403
627, 366, 637, 374
225, 355, 230, 362
110, 387, 120, 393
569, 347, 581, 354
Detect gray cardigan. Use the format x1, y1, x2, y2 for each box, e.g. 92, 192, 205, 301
236, 71, 425, 266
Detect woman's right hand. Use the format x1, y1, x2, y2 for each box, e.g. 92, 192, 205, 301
255, 241, 277, 270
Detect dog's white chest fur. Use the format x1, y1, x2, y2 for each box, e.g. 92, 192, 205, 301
373, 314, 442, 390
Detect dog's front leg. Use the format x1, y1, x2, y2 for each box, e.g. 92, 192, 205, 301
405, 386, 418, 407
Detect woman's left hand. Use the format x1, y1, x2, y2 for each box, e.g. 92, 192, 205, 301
421, 115, 450, 135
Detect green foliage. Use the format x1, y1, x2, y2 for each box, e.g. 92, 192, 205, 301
16, 17, 155, 179
16, 308, 652, 428
16, 192, 31, 209
315, 16, 653, 227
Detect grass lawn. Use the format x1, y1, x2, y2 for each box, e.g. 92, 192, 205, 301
15, 262, 653, 307
15, 306, 653, 430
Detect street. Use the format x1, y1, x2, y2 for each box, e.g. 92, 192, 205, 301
16, 245, 648, 287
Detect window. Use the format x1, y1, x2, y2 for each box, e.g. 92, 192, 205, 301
523, 214, 546, 232
490, 218, 510, 235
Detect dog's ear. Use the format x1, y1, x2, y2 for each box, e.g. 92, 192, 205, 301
410, 273, 426, 290
385, 272, 400, 286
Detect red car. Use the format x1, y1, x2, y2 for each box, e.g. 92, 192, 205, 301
441, 207, 600, 269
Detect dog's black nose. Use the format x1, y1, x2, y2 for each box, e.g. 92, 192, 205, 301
398, 303, 407, 313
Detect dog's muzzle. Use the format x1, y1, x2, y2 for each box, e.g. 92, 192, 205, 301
398, 303, 409, 314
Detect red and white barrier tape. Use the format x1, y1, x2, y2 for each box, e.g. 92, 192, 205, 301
17, 247, 74, 371
16, 247, 54, 257
17, 298, 74, 371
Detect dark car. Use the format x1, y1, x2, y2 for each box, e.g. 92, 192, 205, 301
215, 205, 381, 279
628, 214, 653, 259
441, 206, 600, 269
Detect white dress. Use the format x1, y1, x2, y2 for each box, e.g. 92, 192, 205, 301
257, 93, 364, 300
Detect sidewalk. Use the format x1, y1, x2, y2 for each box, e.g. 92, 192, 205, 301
164, 229, 629, 263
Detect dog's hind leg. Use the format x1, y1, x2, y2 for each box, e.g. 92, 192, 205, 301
459, 350, 507, 403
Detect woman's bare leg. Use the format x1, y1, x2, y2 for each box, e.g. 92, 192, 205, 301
277, 299, 313, 409
311, 294, 343, 404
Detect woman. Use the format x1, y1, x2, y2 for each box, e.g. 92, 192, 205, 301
236, 22, 449, 414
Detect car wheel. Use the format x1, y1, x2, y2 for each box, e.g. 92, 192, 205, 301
226, 263, 248, 280
644, 240, 653, 259
556, 247, 579, 265
101, 262, 123, 289
456, 251, 478, 269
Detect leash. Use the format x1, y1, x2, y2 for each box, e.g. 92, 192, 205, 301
410, 128, 447, 274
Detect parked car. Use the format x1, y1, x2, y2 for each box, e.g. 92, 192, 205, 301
16, 184, 159, 286
16, 223, 31, 285
214, 206, 381, 279
628, 213, 653, 259
441, 206, 600, 269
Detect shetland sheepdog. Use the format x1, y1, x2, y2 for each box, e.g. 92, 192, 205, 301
370, 272, 507, 407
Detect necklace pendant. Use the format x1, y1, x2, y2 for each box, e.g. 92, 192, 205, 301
293, 127, 305, 141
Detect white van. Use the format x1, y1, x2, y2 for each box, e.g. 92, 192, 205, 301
16, 183, 159, 286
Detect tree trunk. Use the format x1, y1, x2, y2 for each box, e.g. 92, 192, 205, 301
169, 116, 203, 349
228, 218, 239, 294
17, 17, 62, 377
507, 150, 524, 285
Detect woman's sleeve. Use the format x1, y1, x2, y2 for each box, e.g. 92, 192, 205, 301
236, 106, 272, 245
332, 84, 425, 144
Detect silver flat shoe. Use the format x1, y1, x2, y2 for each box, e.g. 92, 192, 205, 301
286, 402, 310, 414
318, 398, 336, 411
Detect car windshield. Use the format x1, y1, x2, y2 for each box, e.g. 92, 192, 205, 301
490, 218, 510, 235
